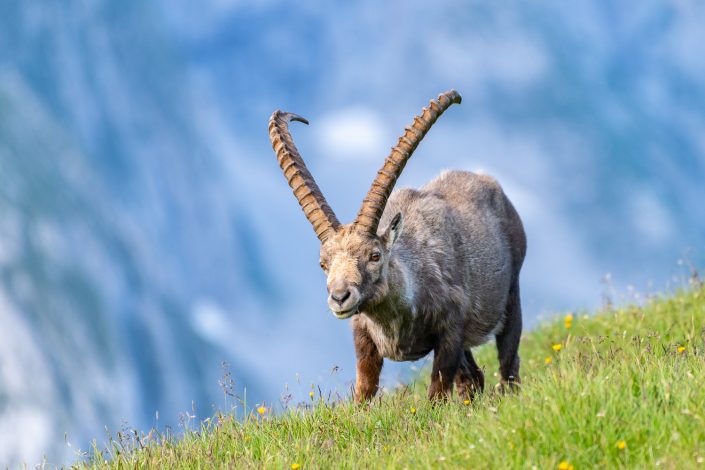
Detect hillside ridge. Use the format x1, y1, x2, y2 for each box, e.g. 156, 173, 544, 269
82, 284, 705, 469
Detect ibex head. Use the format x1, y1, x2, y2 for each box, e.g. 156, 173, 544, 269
269, 90, 461, 318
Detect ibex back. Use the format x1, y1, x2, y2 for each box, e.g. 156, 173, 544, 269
269, 90, 526, 401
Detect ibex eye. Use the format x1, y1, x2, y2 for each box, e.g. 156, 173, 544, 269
370, 252, 381, 262
320, 261, 328, 271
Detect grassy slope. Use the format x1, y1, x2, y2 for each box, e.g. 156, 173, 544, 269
85, 286, 705, 469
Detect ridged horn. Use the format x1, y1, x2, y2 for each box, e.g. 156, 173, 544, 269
269, 110, 340, 242
354, 90, 462, 235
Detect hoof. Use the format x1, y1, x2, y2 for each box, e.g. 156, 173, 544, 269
495, 377, 521, 394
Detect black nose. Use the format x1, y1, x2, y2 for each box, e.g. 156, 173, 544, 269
330, 288, 351, 305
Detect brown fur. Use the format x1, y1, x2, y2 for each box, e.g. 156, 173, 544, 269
352, 322, 384, 401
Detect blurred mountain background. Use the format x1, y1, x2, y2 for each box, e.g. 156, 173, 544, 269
1, 0, 704, 465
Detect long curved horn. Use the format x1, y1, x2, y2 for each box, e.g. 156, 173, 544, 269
354, 90, 462, 235
269, 110, 340, 242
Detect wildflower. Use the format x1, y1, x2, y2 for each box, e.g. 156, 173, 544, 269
291, 464, 301, 470
410, 407, 417, 414
463, 399, 471, 405
558, 461, 574, 470
309, 391, 315, 399
616, 440, 626, 450
677, 346, 686, 354
544, 356, 553, 365
564, 313, 573, 329
552, 343, 562, 352
257, 406, 266, 416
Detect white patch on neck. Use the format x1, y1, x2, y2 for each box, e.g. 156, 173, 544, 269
395, 259, 416, 314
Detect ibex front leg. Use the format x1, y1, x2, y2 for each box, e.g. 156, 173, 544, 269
455, 349, 485, 401
428, 331, 464, 401
352, 320, 383, 402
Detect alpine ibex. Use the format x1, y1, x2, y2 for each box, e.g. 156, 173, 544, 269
268, 90, 526, 401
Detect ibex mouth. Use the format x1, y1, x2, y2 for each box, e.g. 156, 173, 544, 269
332, 307, 358, 320
328, 285, 361, 318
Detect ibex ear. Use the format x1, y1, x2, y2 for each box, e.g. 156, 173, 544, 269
383, 212, 403, 249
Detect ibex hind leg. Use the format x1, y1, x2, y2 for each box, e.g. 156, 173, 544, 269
495, 279, 522, 392
454, 349, 485, 401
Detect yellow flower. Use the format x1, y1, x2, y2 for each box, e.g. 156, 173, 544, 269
410, 407, 417, 414
552, 343, 562, 352
677, 346, 686, 354
291, 464, 301, 470
616, 440, 627, 450
544, 356, 553, 365
309, 391, 315, 399
463, 399, 471, 405
257, 406, 266, 415
558, 461, 574, 470
564, 314, 573, 329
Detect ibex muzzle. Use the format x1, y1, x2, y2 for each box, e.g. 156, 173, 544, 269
269, 90, 526, 402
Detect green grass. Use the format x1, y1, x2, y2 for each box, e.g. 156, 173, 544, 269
83, 285, 705, 469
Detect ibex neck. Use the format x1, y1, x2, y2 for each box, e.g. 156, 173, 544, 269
366, 253, 415, 319
390, 253, 416, 306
